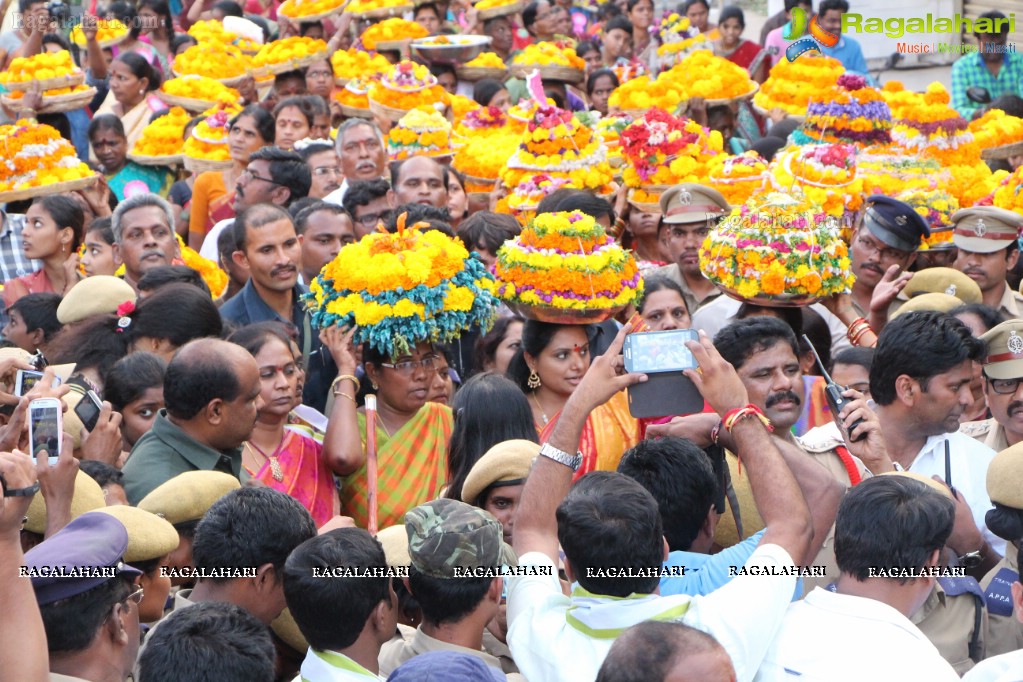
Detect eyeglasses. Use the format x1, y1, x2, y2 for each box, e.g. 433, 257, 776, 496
313, 166, 342, 177
380, 356, 438, 374
125, 586, 144, 606
986, 375, 1023, 394
856, 234, 906, 263
240, 169, 284, 186
355, 211, 387, 227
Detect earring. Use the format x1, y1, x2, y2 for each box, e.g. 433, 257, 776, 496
527, 370, 541, 390
371, 380, 379, 390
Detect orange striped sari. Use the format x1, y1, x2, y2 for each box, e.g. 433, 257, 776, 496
342, 402, 454, 529
538, 391, 641, 479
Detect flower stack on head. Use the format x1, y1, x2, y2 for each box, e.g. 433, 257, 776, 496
388, 107, 458, 162
187, 19, 261, 53
277, 0, 347, 22
305, 214, 499, 357
331, 48, 393, 85
334, 77, 375, 115
752, 53, 845, 119
795, 74, 891, 147
159, 75, 240, 112
706, 151, 769, 206
454, 105, 507, 139
359, 19, 428, 51
508, 97, 555, 132
770, 143, 862, 217
0, 120, 95, 196
70, 19, 129, 48
252, 36, 328, 75
661, 51, 758, 101
989, 167, 1023, 216
368, 60, 450, 122
453, 131, 520, 195
494, 210, 643, 320
511, 42, 586, 82
173, 42, 252, 83
699, 191, 854, 305
856, 145, 946, 198
183, 110, 232, 162
346, 0, 414, 18
619, 109, 723, 206
896, 188, 958, 251
0, 50, 83, 87
655, 12, 710, 68
971, 108, 1023, 159
131, 106, 192, 160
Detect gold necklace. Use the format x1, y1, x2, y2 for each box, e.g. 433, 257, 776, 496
245, 439, 284, 482
531, 392, 549, 425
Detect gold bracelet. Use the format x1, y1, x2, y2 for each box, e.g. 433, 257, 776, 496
336, 392, 356, 403
331, 374, 360, 394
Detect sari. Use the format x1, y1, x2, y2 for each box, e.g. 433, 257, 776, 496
342, 401, 454, 529
106, 161, 173, 201
249, 429, 340, 527
538, 391, 641, 478
719, 39, 768, 144
92, 93, 167, 160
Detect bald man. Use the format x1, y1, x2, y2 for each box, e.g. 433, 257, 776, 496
596, 621, 736, 682
121, 339, 265, 504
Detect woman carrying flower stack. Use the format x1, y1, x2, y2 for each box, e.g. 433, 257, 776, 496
93, 52, 168, 155
89, 115, 173, 201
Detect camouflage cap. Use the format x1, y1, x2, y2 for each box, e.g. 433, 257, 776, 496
405, 499, 517, 579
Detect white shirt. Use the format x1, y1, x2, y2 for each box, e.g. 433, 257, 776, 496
961, 648, 1023, 681
907, 432, 1005, 558
299, 648, 384, 681
507, 543, 797, 682
690, 296, 853, 355
755, 587, 960, 681
199, 218, 234, 262
323, 180, 349, 207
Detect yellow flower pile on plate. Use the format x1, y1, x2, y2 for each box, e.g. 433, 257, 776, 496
454, 132, 520, 187
369, 61, 449, 112
253, 37, 328, 69
609, 75, 685, 113
700, 191, 853, 304
332, 49, 392, 82
454, 105, 505, 139
360, 18, 427, 50
494, 210, 642, 312
278, 0, 346, 19
347, 0, 412, 15
707, 151, 769, 206
770, 143, 862, 217
0, 120, 94, 192
183, 110, 232, 161
512, 42, 585, 69
661, 51, 756, 100
476, 0, 518, 9
896, 188, 958, 250
161, 75, 240, 104
175, 43, 252, 81
752, 53, 845, 117
70, 19, 128, 46
0, 50, 81, 85
132, 107, 192, 157
969, 108, 1023, 151
656, 13, 710, 64
857, 145, 946, 199
388, 107, 457, 161
334, 78, 375, 109
187, 19, 261, 52
889, 82, 981, 166
465, 52, 505, 68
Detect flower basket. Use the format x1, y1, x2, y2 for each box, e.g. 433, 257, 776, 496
509, 63, 583, 84
349, 2, 413, 18
369, 97, 410, 123
705, 82, 758, 107
172, 69, 249, 88
477, 0, 521, 19
277, 0, 347, 22
263, 51, 328, 76
128, 152, 182, 167
627, 189, 660, 213
340, 104, 373, 119
3, 88, 96, 114
0, 174, 97, 204
508, 303, 626, 324
156, 91, 217, 113
752, 103, 805, 122
982, 140, 1023, 161
183, 156, 233, 173
3, 71, 85, 92
456, 65, 508, 81
375, 39, 410, 52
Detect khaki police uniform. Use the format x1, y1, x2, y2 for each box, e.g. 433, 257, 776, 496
981, 541, 1023, 657
378, 626, 525, 679
912, 578, 988, 675
952, 206, 1023, 321
960, 418, 1010, 452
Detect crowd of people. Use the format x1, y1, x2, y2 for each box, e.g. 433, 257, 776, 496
1, 0, 1023, 681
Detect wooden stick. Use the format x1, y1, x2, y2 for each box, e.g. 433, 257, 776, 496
364, 394, 379, 535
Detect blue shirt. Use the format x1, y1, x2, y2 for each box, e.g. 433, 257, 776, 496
951, 51, 1023, 120
819, 35, 868, 76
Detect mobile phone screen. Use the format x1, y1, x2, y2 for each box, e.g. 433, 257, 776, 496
30, 405, 61, 462
625, 330, 698, 373
16, 370, 44, 396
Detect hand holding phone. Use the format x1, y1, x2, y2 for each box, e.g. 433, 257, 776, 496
623, 329, 699, 374
28, 397, 62, 466
74, 390, 103, 432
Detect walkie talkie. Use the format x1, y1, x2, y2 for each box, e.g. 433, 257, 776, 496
802, 334, 866, 442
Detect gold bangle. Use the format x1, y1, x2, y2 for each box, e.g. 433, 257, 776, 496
335, 391, 356, 403
331, 374, 360, 394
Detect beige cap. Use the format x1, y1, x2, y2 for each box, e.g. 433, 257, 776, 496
138, 471, 241, 526
987, 442, 1023, 507
890, 292, 962, 319
94, 505, 180, 563
904, 267, 981, 304
461, 439, 539, 506
25, 469, 106, 534
659, 184, 729, 225
376, 524, 411, 567
271, 608, 308, 654
57, 276, 136, 325
951, 206, 1023, 254
981, 320, 1023, 381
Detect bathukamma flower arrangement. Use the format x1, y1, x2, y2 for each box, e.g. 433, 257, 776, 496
305, 213, 499, 357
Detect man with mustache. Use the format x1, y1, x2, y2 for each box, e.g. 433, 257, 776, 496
111, 194, 181, 292
324, 119, 388, 206
952, 206, 1023, 320
962, 320, 1023, 453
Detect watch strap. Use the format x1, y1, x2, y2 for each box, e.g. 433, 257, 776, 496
539, 443, 583, 472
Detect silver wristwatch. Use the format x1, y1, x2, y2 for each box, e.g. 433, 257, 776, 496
539, 443, 583, 472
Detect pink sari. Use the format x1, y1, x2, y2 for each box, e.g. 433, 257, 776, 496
252, 430, 340, 527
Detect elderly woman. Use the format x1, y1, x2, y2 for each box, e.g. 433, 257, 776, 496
88, 115, 173, 201
93, 52, 166, 153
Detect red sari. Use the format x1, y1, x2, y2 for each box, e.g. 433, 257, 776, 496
538, 391, 641, 479
249, 430, 340, 527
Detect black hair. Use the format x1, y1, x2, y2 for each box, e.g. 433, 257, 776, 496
988, 95, 1023, 118
287, 196, 320, 220
274, 95, 316, 127
217, 223, 240, 262
230, 104, 276, 145
798, 307, 831, 375
604, 15, 633, 35
834, 475, 954, 584
390, 156, 450, 192
297, 141, 335, 162
473, 78, 507, 108
976, 10, 1009, 37
18, 0, 45, 11
558, 472, 664, 596
832, 346, 874, 373
986, 504, 1023, 543
522, 1, 541, 31
212, 0, 244, 15
749, 136, 785, 162
39, 573, 134, 654
294, 201, 350, 236
8, 292, 61, 343
37, 113, 72, 145
407, 565, 494, 625
414, 1, 440, 19
818, 0, 849, 14
233, 203, 295, 254
107, 0, 138, 37
457, 211, 520, 256
870, 312, 986, 406
282, 529, 391, 651
171, 33, 198, 53
586, 68, 620, 97
162, 344, 246, 421
88, 113, 125, 144
444, 372, 538, 501
718, 5, 745, 28
248, 147, 312, 205
78, 460, 124, 488
543, 88, 566, 109
31, 193, 85, 251
48, 284, 221, 378
784, 0, 808, 11
536, 189, 615, 224
681, 0, 709, 12
575, 40, 599, 58
42, 33, 71, 51
597, 2, 621, 20
342, 178, 392, 215
636, 276, 687, 315
115, 50, 162, 91
137, 265, 211, 297
103, 351, 166, 412
428, 62, 456, 83
193, 487, 316, 583
597, 621, 724, 682
273, 69, 307, 94
626, 0, 652, 11
473, 315, 524, 375
384, 204, 454, 236
713, 316, 800, 371
137, 602, 275, 682
507, 320, 594, 392
138, 0, 175, 37
617, 438, 716, 552
87, 217, 115, 245
228, 321, 294, 360
950, 303, 1007, 335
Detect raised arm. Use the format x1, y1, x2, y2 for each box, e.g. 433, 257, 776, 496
319, 325, 366, 476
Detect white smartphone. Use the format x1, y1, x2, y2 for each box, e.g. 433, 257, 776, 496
28, 397, 62, 466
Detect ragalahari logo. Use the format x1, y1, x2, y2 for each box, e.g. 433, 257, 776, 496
784, 7, 841, 62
